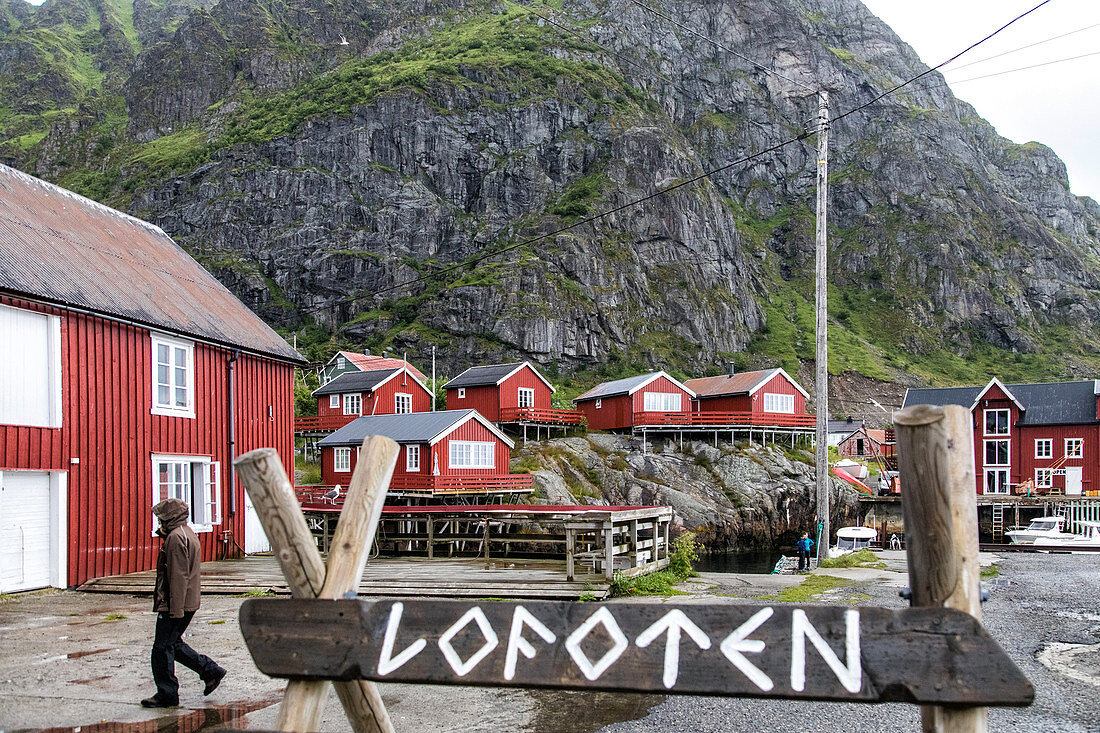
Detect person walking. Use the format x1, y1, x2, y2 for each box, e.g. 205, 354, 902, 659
142, 498, 226, 708
796, 531, 815, 573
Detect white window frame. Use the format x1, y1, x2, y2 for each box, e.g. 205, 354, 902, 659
984, 468, 1009, 494
150, 333, 195, 419
343, 393, 361, 416
0, 304, 62, 428
337, 356, 346, 370
448, 441, 495, 469
329, 394, 340, 409
983, 439, 1010, 467
983, 408, 1009, 436
763, 392, 795, 414
333, 447, 352, 473
457, 388, 466, 399
406, 444, 421, 472
595, 399, 602, 409
1066, 438, 1083, 459
518, 388, 535, 408
151, 454, 221, 531
1035, 438, 1052, 459
1035, 468, 1053, 488
395, 393, 413, 414
643, 391, 681, 412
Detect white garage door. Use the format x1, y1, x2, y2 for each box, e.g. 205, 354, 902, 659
0, 471, 53, 593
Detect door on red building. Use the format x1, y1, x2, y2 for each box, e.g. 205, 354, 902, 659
1065, 466, 1083, 496
984, 469, 1009, 494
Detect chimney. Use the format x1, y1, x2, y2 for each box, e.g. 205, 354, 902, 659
382, 350, 387, 359
728, 362, 736, 377
363, 349, 370, 356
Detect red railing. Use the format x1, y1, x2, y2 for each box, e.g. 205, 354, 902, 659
295, 474, 534, 504
633, 411, 816, 428
294, 414, 358, 432
499, 407, 585, 425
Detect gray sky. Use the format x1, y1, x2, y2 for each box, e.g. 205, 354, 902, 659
861, 0, 1100, 202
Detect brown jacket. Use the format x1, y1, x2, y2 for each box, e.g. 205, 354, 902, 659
152, 499, 201, 618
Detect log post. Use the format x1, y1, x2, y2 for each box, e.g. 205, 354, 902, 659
894, 404, 986, 733
603, 525, 615, 579
234, 437, 399, 733
565, 527, 575, 581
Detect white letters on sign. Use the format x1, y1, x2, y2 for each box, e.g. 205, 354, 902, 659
377, 602, 427, 675
565, 606, 629, 681
504, 606, 557, 681
791, 609, 862, 694
720, 606, 775, 692
438, 607, 499, 677
635, 609, 712, 688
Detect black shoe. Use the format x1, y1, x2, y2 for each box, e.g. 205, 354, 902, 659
203, 667, 226, 695
141, 695, 178, 708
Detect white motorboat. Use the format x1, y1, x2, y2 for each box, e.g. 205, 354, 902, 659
1033, 521, 1100, 550
1005, 516, 1073, 545
830, 526, 878, 557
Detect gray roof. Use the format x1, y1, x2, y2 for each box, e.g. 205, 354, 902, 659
313, 368, 402, 396
0, 164, 304, 364
828, 418, 864, 435
445, 363, 525, 389
574, 372, 664, 402
318, 409, 503, 447
904, 380, 1100, 425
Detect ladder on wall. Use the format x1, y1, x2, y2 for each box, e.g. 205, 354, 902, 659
991, 503, 1005, 543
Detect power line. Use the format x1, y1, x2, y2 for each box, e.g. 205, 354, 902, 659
947, 48, 1100, 84
943, 20, 1100, 73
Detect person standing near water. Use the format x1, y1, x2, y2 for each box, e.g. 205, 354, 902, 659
796, 531, 814, 573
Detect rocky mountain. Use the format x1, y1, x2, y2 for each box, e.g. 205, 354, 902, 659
3, 0, 1100, 400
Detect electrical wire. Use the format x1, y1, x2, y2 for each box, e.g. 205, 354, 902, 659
946, 48, 1100, 84
942, 20, 1100, 73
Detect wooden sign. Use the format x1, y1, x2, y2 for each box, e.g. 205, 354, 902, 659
240, 598, 1033, 707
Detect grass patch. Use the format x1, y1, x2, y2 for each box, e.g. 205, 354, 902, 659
980, 564, 1000, 579
612, 532, 702, 597
817, 549, 887, 569
104, 613, 126, 620
295, 456, 323, 485
208, 619, 227, 625
578, 592, 598, 602
234, 588, 275, 598
756, 575, 856, 603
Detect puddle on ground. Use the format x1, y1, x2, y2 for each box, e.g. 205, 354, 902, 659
1037, 642, 1100, 687
531, 689, 663, 732
28, 696, 281, 733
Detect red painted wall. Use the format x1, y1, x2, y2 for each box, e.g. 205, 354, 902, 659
445, 366, 553, 420
577, 376, 692, 430
694, 373, 807, 415
0, 294, 295, 586
446, 385, 499, 420
316, 370, 431, 417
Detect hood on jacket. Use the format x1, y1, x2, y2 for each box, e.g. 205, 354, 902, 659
153, 498, 190, 536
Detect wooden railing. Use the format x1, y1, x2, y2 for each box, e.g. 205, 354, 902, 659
633, 411, 816, 428
295, 474, 534, 503
294, 414, 358, 432
499, 407, 585, 425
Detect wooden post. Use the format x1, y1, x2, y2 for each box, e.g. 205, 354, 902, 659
630, 519, 639, 569
565, 527, 575, 580
234, 437, 399, 733
603, 525, 615, 579
427, 518, 434, 559
895, 404, 987, 733
483, 519, 491, 567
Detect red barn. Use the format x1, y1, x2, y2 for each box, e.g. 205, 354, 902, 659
904, 378, 1100, 496
309, 367, 431, 431
837, 428, 894, 461
0, 164, 304, 592
444, 362, 555, 421
573, 371, 695, 431
685, 367, 810, 421
317, 410, 530, 497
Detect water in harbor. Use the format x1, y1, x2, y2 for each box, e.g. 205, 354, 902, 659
695, 547, 784, 574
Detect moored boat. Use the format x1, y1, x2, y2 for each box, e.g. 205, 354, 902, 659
1005, 516, 1072, 545
1032, 521, 1100, 550
829, 526, 878, 558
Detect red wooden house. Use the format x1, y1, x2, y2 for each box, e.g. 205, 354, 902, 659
684, 367, 812, 427
904, 378, 1100, 496
0, 163, 304, 592
573, 371, 695, 431
316, 410, 531, 497
320, 350, 427, 385
444, 362, 582, 426
837, 427, 894, 461
299, 367, 432, 432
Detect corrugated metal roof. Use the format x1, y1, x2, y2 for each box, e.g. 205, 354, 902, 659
685, 370, 775, 398
444, 363, 525, 389
828, 418, 864, 436
318, 409, 504, 446
904, 380, 1100, 425
0, 164, 304, 363
338, 351, 427, 380
313, 368, 402, 396
574, 372, 662, 402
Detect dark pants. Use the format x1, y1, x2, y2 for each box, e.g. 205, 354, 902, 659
151, 611, 220, 702
798, 549, 809, 572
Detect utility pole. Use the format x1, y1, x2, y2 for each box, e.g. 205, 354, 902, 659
814, 90, 831, 566
431, 345, 437, 412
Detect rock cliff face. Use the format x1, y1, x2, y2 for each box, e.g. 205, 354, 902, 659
3, 0, 1100, 386
511, 435, 862, 548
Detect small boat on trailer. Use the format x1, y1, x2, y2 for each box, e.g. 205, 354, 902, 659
830, 526, 878, 558
1005, 516, 1073, 545
1032, 521, 1100, 550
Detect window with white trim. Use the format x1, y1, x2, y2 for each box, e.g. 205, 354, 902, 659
518, 388, 535, 408
1035, 468, 1053, 488
395, 393, 412, 414
457, 388, 466, 399
0, 304, 62, 427
984, 409, 1009, 436
343, 393, 361, 415
1035, 439, 1052, 459
984, 439, 1009, 466
151, 334, 194, 418
449, 441, 495, 469
152, 454, 221, 530
595, 399, 602, 409
763, 392, 795, 414
337, 356, 345, 370
333, 447, 351, 472
1066, 438, 1083, 459
984, 468, 1009, 494
643, 392, 681, 412
329, 394, 340, 409
406, 444, 420, 472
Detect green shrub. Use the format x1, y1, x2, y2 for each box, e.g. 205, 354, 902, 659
669, 531, 702, 579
